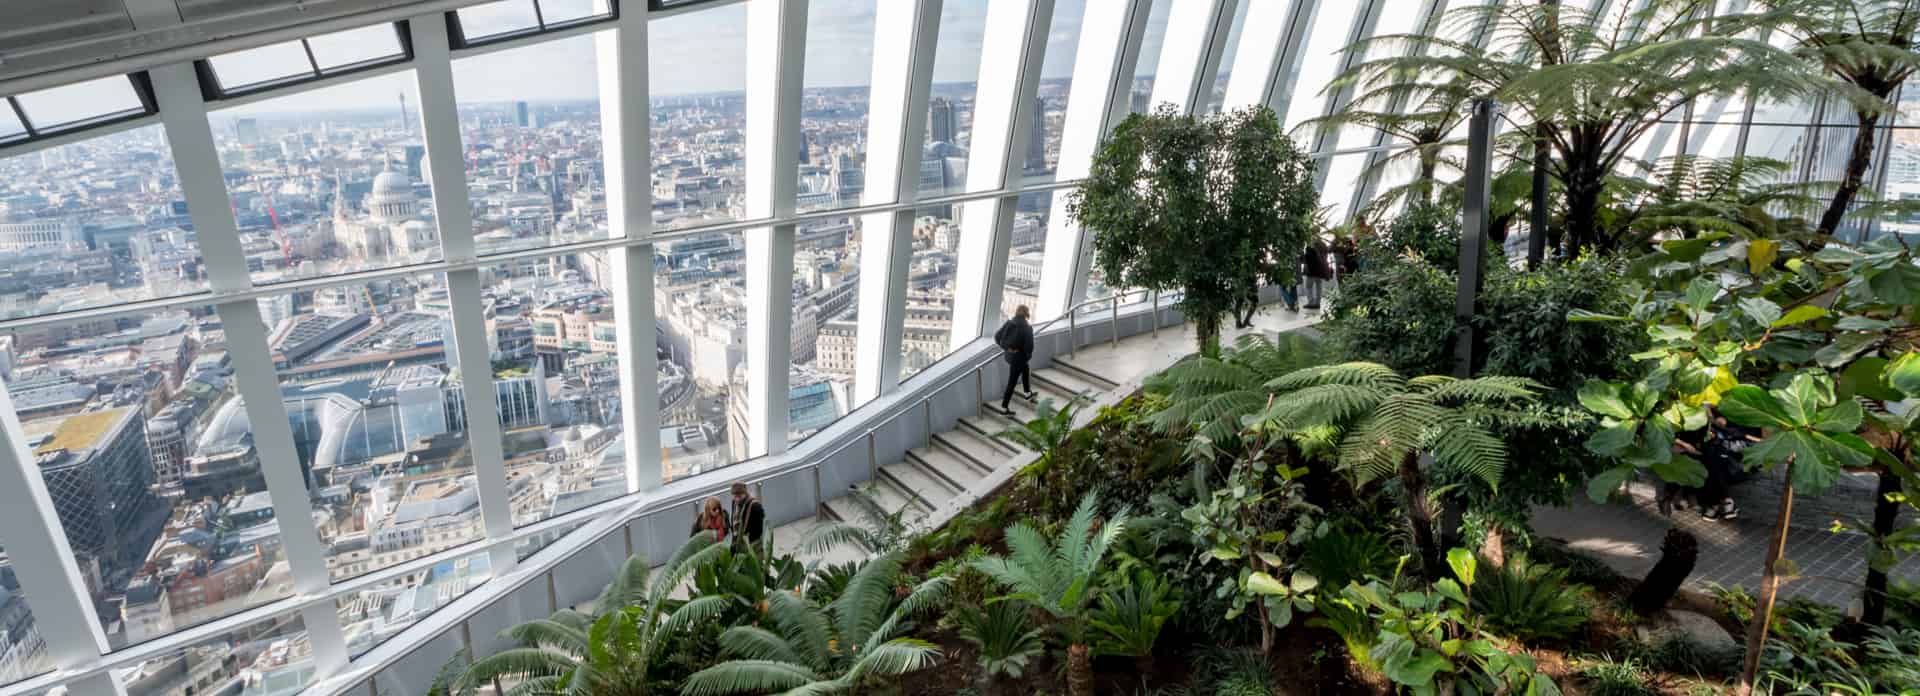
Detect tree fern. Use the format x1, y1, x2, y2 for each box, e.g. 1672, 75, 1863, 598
1145, 333, 1328, 453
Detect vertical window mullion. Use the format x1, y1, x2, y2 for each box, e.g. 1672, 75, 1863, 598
1037, 0, 1154, 318
1351, 0, 1449, 215
596, 7, 664, 491
407, 14, 518, 571
854, 0, 942, 404
950, 0, 1057, 350
1147, 0, 1239, 115
148, 60, 355, 678
743, 0, 808, 456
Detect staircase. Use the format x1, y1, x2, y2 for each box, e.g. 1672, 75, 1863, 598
770, 357, 1123, 557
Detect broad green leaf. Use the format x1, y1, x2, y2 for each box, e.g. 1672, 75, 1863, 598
1771, 305, 1828, 328
1245, 572, 1288, 596
1838, 357, 1901, 402
1663, 236, 1717, 262
1777, 373, 1833, 426
1588, 466, 1634, 503
1833, 316, 1896, 331
1867, 261, 1920, 304
1889, 352, 1920, 398
1447, 548, 1476, 587
1664, 402, 1708, 432
1257, 551, 1285, 567
1737, 297, 1782, 327
1257, 530, 1290, 544
1585, 423, 1637, 456
1434, 579, 1468, 606
1814, 333, 1878, 369
1719, 385, 1792, 428
1811, 400, 1863, 434
1290, 572, 1320, 593
1748, 238, 1779, 274
1210, 547, 1243, 561
1577, 381, 1635, 419
1651, 455, 1708, 487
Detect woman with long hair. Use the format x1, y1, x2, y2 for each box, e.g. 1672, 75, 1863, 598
690, 496, 729, 541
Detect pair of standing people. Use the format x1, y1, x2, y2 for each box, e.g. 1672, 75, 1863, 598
690, 482, 767, 544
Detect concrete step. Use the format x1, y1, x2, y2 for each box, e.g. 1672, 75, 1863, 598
823, 479, 928, 532
1049, 357, 1121, 391
957, 412, 1027, 453
908, 441, 993, 486
933, 428, 1014, 472
1033, 367, 1103, 400
881, 458, 961, 506
771, 515, 833, 557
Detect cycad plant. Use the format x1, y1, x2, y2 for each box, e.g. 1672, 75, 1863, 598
1089, 570, 1181, 678
1743, 0, 1920, 240
1338, 1, 1806, 253
972, 492, 1131, 696
955, 600, 1047, 690
1144, 332, 1327, 457
681, 552, 950, 696
802, 485, 914, 556
1254, 363, 1542, 579
460, 533, 731, 696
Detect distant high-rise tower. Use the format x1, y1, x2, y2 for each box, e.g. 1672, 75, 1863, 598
1024, 96, 1048, 174
398, 92, 411, 133
515, 101, 532, 128
928, 97, 957, 145
235, 118, 260, 145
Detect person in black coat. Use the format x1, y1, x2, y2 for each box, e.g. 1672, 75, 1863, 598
729, 482, 765, 545
993, 306, 1036, 415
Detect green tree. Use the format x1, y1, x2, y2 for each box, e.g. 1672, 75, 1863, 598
1338, 1, 1806, 253
971, 492, 1131, 696
681, 553, 950, 696
1255, 363, 1544, 580
1070, 105, 1318, 358
1743, 0, 1920, 240
460, 534, 730, 696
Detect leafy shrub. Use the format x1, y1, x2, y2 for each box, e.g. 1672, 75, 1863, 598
1639, 634, 1739, 679
1703, 582, 1754, 624
1008, 395, 1185, 521
1189, 647, 1283, 696
956, 600, 1047, 680
805, 560, 862, 604
928, 544, 997, 610
1090, 571, 1182, 668
912, 497, 1011, 563
1299, 518, 1395, 591
1470, 552, 1590, 641
1368, 199, 1465, 269
1578, 655, 1658, 696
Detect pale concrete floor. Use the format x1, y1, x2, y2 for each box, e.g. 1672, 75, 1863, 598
1060, 304, 1324, 380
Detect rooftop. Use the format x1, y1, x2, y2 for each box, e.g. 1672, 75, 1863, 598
29, 406, 132, 456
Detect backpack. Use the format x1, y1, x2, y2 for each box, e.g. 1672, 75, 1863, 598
994, 321, 1016, 350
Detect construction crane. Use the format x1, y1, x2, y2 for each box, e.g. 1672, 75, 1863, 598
262, 190, 293, 266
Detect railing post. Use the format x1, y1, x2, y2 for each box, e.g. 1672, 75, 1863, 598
867, 431, 879, 481
623, 524, 633, 557
812, 465, 824, 517
924, 399, 934, 444
1151, 290, 1161, 338
974, 365, 984, 417
1110, 295, 1121, 348
545, 571, 558, 613
1068, 310, 1078, 357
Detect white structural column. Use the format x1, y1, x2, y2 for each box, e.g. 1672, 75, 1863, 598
597, 11, 662, 491
743, 0, 808, 455
1147, 0, 1241, 114
409, 16, 518, 570
1036, 0, 1155, 318
151, 61, 353, 678
853, 0, 942, 403
1220, 0, 1315, 113
949, 0, 1056, 351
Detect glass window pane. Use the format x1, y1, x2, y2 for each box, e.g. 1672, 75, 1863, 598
897, 208, 961, 383
1202, 0, 1251, 114
790, 216, 860, 443
1320, 153, 1367, 223
0, 532, 53, 686
457, 0, 543, 41
921, 0, 992, 198
1334, 0, 1423, 150
1024, 0, 1086, 185
650, 4, 747, 232
0, 124, 211, 320
338, 551, 490, 659
1282, 1, 1364, 136
207, 42, 316, 91
9, 304, 295, 646
305, 24, 405, 71
1, 103, 26, 140
119, 610, 311, 696
211, 72, 443, 284
1004, 192, 1050, 318
797, 0, 877, 213
538, 0, 614, 25
1127, 0, 1175, 114
249, 274, 481, 583
474, 254, 632, 529
455, 34, 610, 256
655, 232, 749, 476
14, 76, 144, 130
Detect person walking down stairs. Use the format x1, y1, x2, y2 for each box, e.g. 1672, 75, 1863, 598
993, 306, 1036, 416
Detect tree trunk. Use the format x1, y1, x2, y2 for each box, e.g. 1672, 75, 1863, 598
1399, 453, 1442, 580
1861, 468, 1903, 625
1067, 643, 1095, 696
1816, 110, 1883, 240
1563, 170, 1603, 255
1257, 596, 1276, 655
1629, 528, 1698, 616
1481, 523, 1507, 570
1134, 654, 1157, 681
1736, 462, 1796, 696
1196, 312, 1223, 359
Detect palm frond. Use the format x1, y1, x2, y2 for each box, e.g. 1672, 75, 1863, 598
716, 625, 807, 664
682, 660, 821, 696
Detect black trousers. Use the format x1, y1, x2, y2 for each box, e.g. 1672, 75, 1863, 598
1001, 358, 1031, 408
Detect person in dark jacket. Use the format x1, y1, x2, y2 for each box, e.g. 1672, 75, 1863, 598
993, 306, 1036, 416
1300, 238, 1334, 311
729, 482, 765, 545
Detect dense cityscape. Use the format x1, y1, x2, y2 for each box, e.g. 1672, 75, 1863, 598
0, 62, 1120, 693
